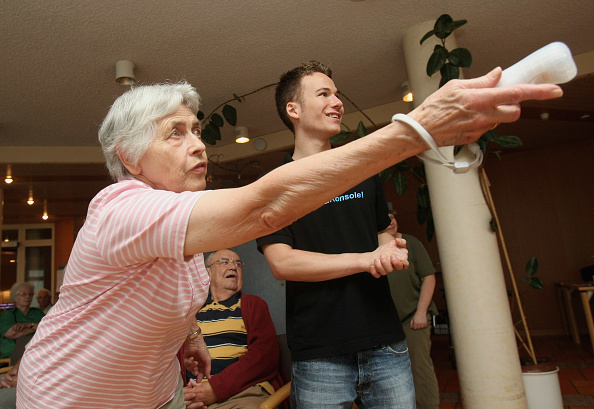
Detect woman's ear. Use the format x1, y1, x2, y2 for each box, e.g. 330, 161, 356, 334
116, 146, 142, 175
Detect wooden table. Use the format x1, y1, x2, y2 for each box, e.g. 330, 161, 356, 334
556, 281, 594, 354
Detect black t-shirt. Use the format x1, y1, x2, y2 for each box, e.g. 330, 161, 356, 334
257, 154, 404, 361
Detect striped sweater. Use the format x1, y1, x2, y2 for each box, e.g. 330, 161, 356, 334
17, 179, 210, 408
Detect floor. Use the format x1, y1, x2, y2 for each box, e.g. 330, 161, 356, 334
432, 333, 594, 408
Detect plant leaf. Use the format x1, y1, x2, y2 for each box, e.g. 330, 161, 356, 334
417, 204, 430, 224
420, 30, 436, 45
453, 145, 464, 156
417, 185, 430, 208
477, 138, 488, 154
393, 172, 407, 195
222, 104, 237, 126
329, 130, 352, 145
395, 160, 412, 171
434, 14, 454, 39
451, 19, 468, 31
427, 47, 447, 76
413, 165, 425, 179
449, 48, 473, 67
489, 218, 497, 232
526, 257, 539, 276
496, 135, 523, 148
491, 150, 502, 160
204, 123, 221, 141
481, 129, 498, 142
439, 63, 459, 87
197, 110, 205, 121
426, 215, 435, 241
201, 125, 217, 145
210, 113, 224, 128
356, 120, 368, 138
528, 277, 544, 290
233, 93, 243, 103
380, 166, 395, 182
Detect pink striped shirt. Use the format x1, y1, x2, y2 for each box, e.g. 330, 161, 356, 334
17, 179, 210, 408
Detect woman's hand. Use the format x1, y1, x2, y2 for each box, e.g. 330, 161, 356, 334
3, 322, 36, 340
184, 333, 211, 381
410, 67, 563, 147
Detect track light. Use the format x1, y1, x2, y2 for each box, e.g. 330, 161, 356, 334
235, 126, 250, 144
27, 187, 34, 205
401, 81, 413, 103
5, 165, 13, 184
42, 199, 48, 220
115, 60, 136, 86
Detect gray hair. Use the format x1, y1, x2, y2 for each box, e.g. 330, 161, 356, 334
98, 82, 201, 181
10, 282, 34, 301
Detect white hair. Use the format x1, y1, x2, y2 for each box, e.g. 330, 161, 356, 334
98, 82, 201, 181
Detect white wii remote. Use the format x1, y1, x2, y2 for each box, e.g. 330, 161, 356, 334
497, 42, 577, 87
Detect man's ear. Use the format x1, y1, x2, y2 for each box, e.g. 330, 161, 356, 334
286, 102, 299, 121
116, 146, 142, 176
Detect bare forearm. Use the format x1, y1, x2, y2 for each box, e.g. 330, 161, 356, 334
184, 71, 562, 255
265, 247, 373, 282
185, 126, 421, 255
416, 275, 436, 316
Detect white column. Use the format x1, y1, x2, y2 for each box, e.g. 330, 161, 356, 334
402, 20, 527, 408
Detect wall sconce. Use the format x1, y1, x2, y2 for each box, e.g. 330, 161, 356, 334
5, 164, 13, 184
401, 81, 413, 103
235, 126, 250, 144
27, 187, 34, 205
115, 60, 136, 86
42, 199, 48, 220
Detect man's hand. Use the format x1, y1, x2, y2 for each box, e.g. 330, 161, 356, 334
183, 379, 217, 408
410, 311, 429, 330
368, 238, 409, 278
0, 365, 18, 388
184, 333, 211, 381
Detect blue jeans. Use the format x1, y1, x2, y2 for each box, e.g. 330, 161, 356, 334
290, 341, 416, 409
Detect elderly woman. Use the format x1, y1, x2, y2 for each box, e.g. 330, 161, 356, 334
17, 71, 561, 408
0, 283, 44, 361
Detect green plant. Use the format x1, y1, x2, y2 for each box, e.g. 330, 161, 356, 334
420, 14, 472, 87
198, 83, 278, 145
522, 256, 544, 290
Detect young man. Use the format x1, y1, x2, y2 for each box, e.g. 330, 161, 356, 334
257, 61, 414, 408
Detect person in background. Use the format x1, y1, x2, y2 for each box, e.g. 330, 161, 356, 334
35, 289, 52, 315
182, 249, 286, 409
16, 65, 561, 408
0, 283, 43, 361
0, 360, 19, 409
387, 210, 440, 409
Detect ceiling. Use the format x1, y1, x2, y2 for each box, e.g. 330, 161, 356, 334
1, 0, 593, 226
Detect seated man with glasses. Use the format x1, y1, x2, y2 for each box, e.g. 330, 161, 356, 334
182, 249, 287, 409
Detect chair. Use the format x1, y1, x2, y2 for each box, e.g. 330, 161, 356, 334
0, 334, 33, 375
259, 334, 291, 409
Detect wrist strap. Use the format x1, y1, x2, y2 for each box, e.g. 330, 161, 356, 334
391, 113, 483, 174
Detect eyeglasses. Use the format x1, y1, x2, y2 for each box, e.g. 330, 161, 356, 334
207, 258, 245, 269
